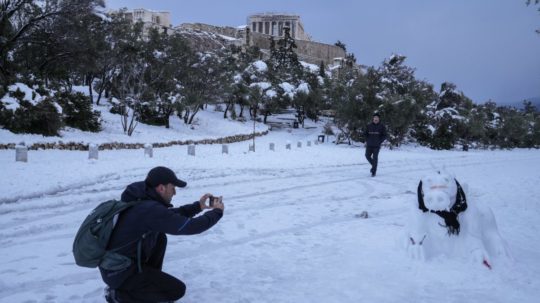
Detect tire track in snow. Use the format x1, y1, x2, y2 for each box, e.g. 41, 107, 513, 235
0, 153, 532, 248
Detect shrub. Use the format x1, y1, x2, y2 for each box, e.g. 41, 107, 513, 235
55, 91, 101, 132
5, 99, 62, 136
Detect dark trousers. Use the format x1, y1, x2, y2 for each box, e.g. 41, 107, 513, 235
116, 234, 186, 302
365, 146, 380, 173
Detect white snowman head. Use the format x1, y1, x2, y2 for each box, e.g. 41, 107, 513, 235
416, 170, 468, 236
418, 170, 458, 211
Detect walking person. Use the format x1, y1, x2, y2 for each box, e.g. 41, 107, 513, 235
364, 113, 387, 177
101, 166, 224, 302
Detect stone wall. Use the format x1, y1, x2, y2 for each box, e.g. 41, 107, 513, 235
178, 23, 244, 39
176, 22, 346, 65
0, 131, 269, 151
249, 31, 346, 65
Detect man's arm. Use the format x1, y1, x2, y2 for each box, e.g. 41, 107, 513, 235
150, 195, 225, 235
380, 125, 387, 144
172, 193, 214, 217
173, 201, 202, 218
364, 125, 369, 143
149, 206, 223, 236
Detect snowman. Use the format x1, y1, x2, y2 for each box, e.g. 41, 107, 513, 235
404, 170, 510, 269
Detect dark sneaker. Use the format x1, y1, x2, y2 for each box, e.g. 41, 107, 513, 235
371, 171, 376, 177
104, 287, 120, 303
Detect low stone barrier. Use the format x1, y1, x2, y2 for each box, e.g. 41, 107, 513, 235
0, 131, 269, 151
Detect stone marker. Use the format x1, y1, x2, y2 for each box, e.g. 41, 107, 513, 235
354, 211, 369, 219
249, 144, 255, 152
188, 144, 196, 156
307, 141, 312, 147
88, 143, 99, 160
144, 144, 153, 158
297, 141, 302, 148
222, 144, 229, 154
269, 143, 275, 151
286, 142, 291, 150
15, 143, 27, 163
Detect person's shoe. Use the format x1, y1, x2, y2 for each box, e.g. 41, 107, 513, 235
371, 171, 376, 177
104, 287, 120, 303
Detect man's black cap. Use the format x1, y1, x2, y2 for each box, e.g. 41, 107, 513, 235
373, 112, 380, 118
145, 166, 187, 188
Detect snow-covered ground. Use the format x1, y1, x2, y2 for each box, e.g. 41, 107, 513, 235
1, 114, 540, 302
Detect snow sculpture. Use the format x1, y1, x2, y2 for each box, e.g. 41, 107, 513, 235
404, 170, 510, 269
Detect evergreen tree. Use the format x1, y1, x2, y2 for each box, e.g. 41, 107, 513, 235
335, 40, 346, 52
267, 27, 303, 83
377, 54, 432, 146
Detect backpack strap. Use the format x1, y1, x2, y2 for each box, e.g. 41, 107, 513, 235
136, 233, 150, 273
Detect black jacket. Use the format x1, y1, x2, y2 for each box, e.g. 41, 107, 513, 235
364, 122, 387, 147
99, 181, 223, 288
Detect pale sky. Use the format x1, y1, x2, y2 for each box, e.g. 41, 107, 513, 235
105, 0, 540, 105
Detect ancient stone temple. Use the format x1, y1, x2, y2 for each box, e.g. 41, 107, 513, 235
111, 8, 172, 35
247, 13, 311, 41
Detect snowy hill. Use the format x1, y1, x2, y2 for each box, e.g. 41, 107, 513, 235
0, 95, 268, 148
1, 111, 540, 302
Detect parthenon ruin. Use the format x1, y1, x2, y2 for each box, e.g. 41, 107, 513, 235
247, 13, 311, 41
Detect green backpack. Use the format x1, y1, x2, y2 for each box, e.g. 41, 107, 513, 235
72, 199, 144, 271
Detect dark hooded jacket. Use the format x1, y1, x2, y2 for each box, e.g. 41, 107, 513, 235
364, 122, 387, 148
99, 181, 223, 288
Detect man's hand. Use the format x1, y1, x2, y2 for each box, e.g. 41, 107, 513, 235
199, 193, 225, 211
199, 193, 212, 209
212, 196, 225, 211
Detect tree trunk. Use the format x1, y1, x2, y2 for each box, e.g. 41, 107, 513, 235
96, 89, 103, 106
224, 102, 231, 119
183, 109, 190, 124
95, 72, 107, 105
188, 107, 200, 124
87, 74, 94, 103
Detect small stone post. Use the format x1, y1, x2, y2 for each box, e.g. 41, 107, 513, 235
88, 143, 99, 160
15, 142, 28, 163
297, 141, 302, 148
269, 143, 275, 151
188, 144, 196, 156
222, 144, 229, 154
249, 144, 255, 152
144, 144, 153, 158
286, 141, 291, 150
307, 141, 311, 147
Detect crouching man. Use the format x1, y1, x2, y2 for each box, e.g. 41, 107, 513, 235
102, 166, 224, 302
